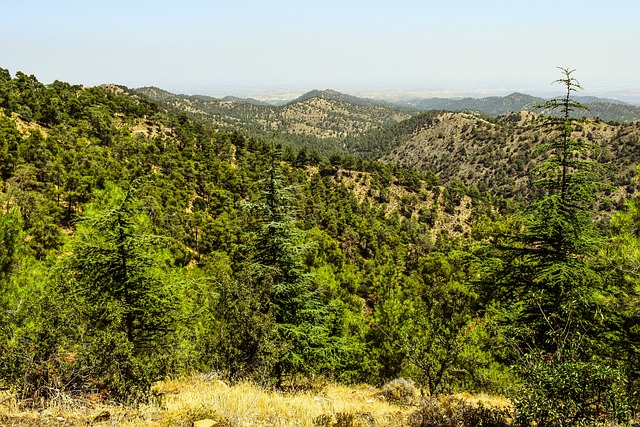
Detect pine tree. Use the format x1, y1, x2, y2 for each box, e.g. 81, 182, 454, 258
492, 68, 603, 355
486, 68, 630, 426
62, 182, 177, 401
244, 149, 336, 385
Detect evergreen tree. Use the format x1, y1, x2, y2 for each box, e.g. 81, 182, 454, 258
61, 182, 178, 401
486, 68, 630, 426
244, 149, 337, 385
503, 68, 603, 354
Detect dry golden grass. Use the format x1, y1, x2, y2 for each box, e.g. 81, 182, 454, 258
0, 377, 510, 427
9, 111, 49, 137
151, 375, 412, 427
450, 392, 511, 410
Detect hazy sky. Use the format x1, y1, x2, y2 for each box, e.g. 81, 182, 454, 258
3, 0, 639, 98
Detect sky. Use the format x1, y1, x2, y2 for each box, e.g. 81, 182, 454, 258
2, 0, 639, 101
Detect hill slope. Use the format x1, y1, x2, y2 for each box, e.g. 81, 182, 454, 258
134, 87, 413, 154
379, 111, 640, 201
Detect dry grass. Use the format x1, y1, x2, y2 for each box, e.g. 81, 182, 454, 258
9, 112, 49, 136
151, 375, 412, 427
0, 377, 510, 427
449, 392, 511, 410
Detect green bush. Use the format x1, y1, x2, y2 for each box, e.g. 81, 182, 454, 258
514, 353, 631, 427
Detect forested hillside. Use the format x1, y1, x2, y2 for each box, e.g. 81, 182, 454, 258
1, 67, 640, 426
379, 110, 640, 201
135, 87, 412, 156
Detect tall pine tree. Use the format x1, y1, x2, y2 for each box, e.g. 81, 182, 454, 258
62, 182, 177, 401
244, 148, 336, 385
486, 68, 630, 426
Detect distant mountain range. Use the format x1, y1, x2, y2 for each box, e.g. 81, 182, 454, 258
183, 88, 640, 122
396, 92, 542, 115
130, 85, 640, 200
136, 87, 640, 140
392, 92, 640, 122
283, 89, 640, 122
133, 87, 412, 155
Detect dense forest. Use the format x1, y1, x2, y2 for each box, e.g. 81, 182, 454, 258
1, 67, 640, 426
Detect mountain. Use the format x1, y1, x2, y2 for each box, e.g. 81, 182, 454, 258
135, 87, 413, 154
134, 85, 640, 186
289, 89, 398, 108
135, 86, 640, 153
219, 95, 272, 106
377, 110, 640, 201
394, 92, 640, 123
278, 92, 411, 138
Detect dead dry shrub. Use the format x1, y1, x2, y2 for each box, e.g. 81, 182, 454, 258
409, 395, 511, 427
313, 411, 375, 427
375, 378, 421, 406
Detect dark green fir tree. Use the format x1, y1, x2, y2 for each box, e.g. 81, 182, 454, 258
62, 182, 178, 401
486, 68, 630, 426
244, 148, 337, 385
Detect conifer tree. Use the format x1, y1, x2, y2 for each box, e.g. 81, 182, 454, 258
490, 68, 601, 353
244, 149, 336, 385
62, 182, 177, 401
486, 68, 630, 426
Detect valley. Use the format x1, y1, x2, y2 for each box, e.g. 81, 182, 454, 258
1, 67, 639, 426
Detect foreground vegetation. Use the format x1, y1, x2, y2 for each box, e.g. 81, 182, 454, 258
0, 376, 512, 427
1, 67, 640, 426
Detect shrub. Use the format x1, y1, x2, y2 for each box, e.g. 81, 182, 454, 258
314, 411, 376, 427
513, 353, 631, 427
409, 396, 511, 427
376, 378, 421, 406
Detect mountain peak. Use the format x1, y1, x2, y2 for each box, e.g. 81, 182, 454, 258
289, 89, 379, 106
